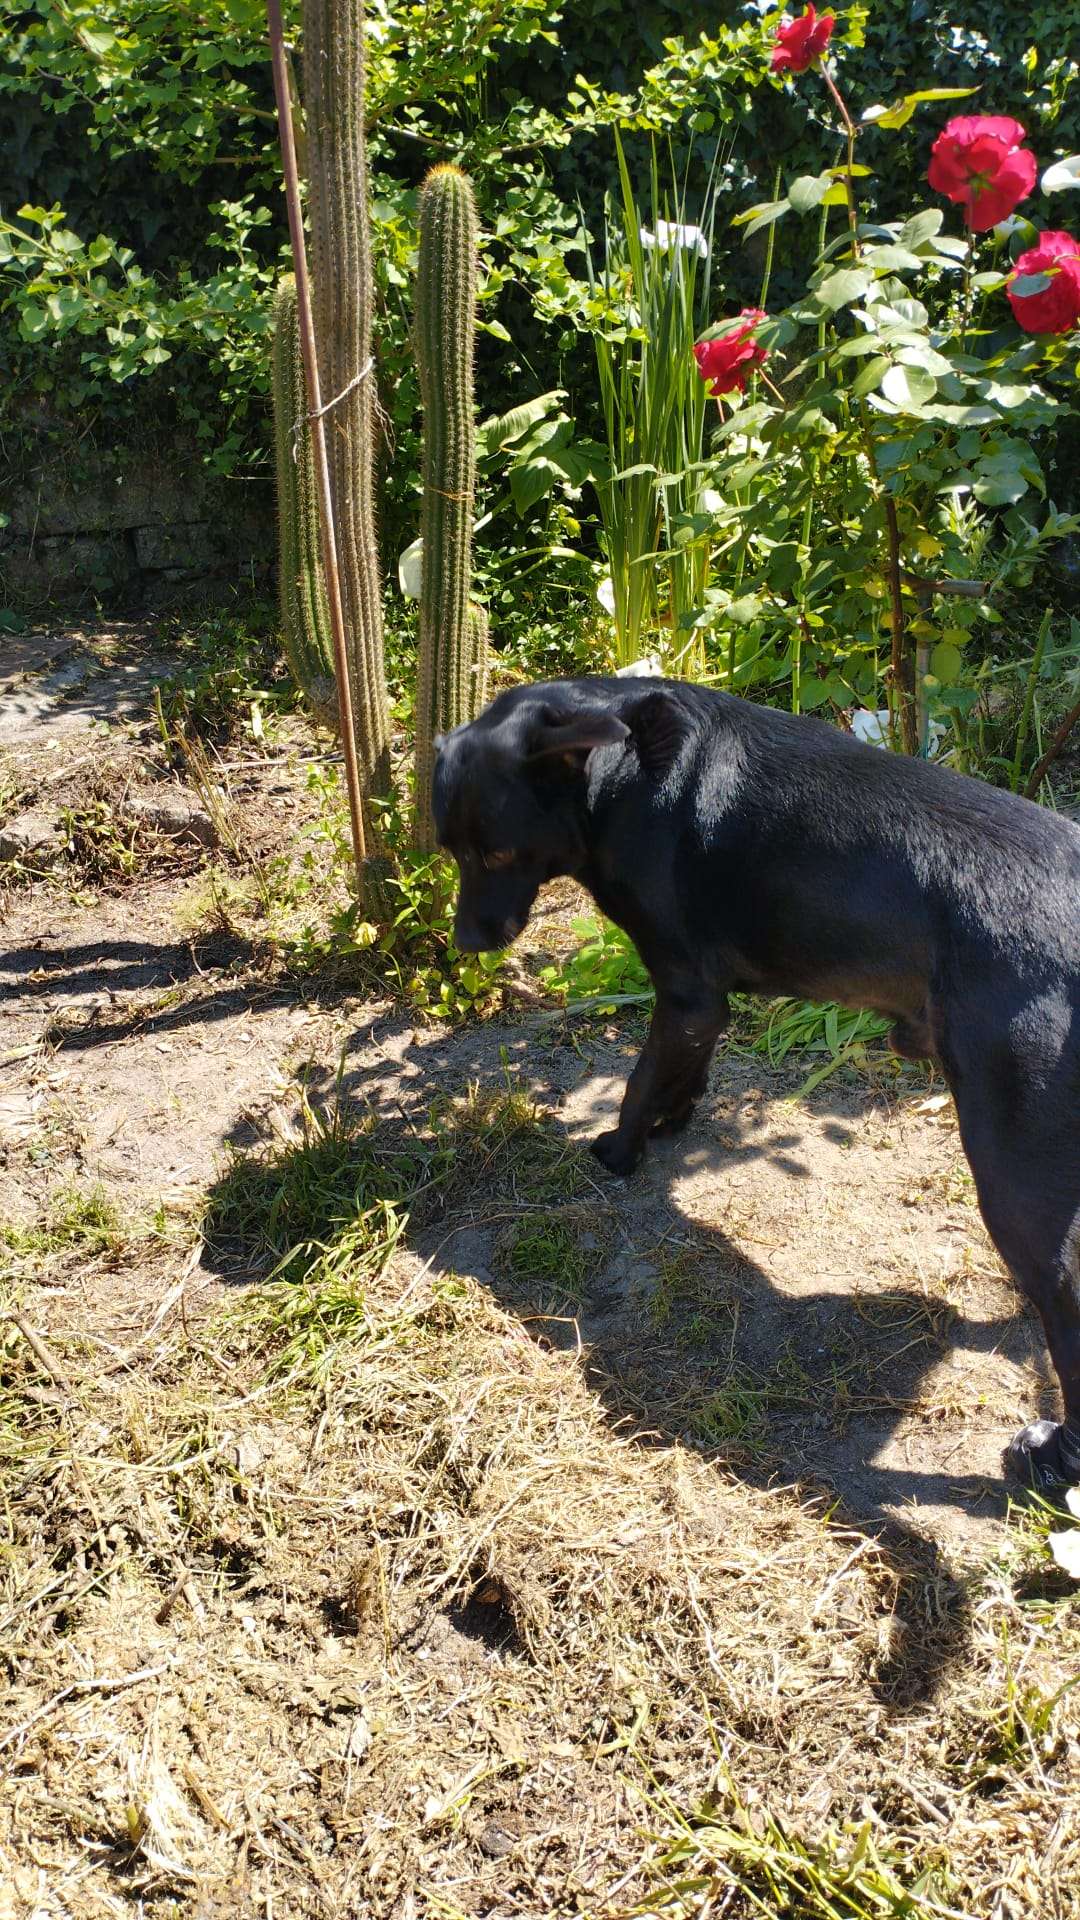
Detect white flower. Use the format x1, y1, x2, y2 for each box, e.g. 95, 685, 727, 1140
615, 655, 663, 678
639, 221, 708, 260
850, 708, 892, 748
1042, 155, 1080, 195
596, 574, 616, 617
398, 536, 422, 599
851, 708, 945, 754
993, 213, 1032, 241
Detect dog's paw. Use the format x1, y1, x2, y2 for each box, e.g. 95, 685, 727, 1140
1004, 1419, 1080, 1496
590, 1130, 641, 1178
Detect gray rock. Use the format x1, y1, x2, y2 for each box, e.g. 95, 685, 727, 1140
124, 789, 218, 846
0, 807, 68, 871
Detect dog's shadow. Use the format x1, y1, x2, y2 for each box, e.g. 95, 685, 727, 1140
219, 1007, 1054, 1706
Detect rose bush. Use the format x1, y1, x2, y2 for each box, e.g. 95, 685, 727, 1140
660, 10, 1080, 772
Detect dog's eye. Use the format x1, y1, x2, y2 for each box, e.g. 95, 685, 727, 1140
482, 848, 517, 871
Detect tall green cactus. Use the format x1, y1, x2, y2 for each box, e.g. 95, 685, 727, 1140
271, 275, 336, 727
301, 0, 390, 818
413, 163, 487, 851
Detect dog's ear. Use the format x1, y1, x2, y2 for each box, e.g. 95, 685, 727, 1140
527, 704, 630, 767
629, 688, 691, 777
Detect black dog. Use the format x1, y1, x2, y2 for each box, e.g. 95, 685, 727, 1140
433, 676, 1080, 1494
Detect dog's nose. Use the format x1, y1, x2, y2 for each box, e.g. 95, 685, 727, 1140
455, 914, 522, 953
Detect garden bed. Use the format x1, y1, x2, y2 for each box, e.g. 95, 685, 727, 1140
2, 626, 1078, 1918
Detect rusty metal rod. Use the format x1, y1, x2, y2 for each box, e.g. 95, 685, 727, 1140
267, 0, 368, 890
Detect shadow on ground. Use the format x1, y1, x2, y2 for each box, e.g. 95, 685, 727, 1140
0, 933, 280, 1044
199, 1003, 1062, 1712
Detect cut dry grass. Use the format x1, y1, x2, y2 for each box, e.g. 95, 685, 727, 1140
2, 1102, 1079, 1918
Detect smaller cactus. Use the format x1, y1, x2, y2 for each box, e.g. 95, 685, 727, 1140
466, 601, 489, 718
272, 275, 337, 725
413, 164, 488, 847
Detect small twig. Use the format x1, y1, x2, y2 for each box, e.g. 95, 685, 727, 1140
155, 1566, 204, 1626
0, 1664, 170, 1753
8, 1312, 79, 1404
1024, 692, 1080, 800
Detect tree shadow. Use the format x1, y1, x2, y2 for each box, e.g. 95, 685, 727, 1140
1, 932, 286, 1048
201, 1004, 1060, 1711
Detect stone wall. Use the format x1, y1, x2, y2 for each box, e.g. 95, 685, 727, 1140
1, 448, 276, 611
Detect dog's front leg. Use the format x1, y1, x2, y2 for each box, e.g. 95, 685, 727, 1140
591, 995, 728, 1177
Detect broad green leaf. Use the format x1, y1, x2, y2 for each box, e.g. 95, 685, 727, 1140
973, 471, 1028, 505
851, 354, 890, 396
898, 209, 944, 249
789, 173, 830, 214
18, 303, 49, 340
870, 294, 929, 328
731, 197, 789, 229
1010, 273, 1052, 297
896, 345, 952, 376
480, 390, 563, 453
864, 244, 924, 272
930, 641, 963, 684
862, 87, 976, 131
510, 458, 561, 513
727, 594, 764, 625
980, 382, 1035, 408
931, 235, 970, 260
814, 266, 874, 311
740, 201, 793, 241
880, 363, 937, 409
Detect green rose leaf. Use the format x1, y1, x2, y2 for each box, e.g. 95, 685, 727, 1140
898, 209, 945, 249
814, 266, 874, 311
851, 354, 891, 396
864, 243, 924, 272
880, 363, 937, 409
788, 174, 831, 214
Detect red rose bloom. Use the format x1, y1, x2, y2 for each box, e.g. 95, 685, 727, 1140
771, 4, 835, 74
1007, 230, 1080, 334
927, 115, 1036, 233
694, 311, 768, 396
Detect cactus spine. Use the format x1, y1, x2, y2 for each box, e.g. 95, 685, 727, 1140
271, 275, 336, 727
413, 164, 487, 850
301, 0, 390, 820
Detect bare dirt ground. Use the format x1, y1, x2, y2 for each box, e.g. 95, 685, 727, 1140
2, 626, 1078, 1918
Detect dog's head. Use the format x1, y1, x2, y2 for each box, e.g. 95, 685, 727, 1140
432, 683, 631, 953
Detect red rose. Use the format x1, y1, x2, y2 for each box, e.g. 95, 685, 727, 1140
771, 4, 835, 74
694, 311, 768, 396
927, 115, 1036, 233
1007, 230, 1080, 334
